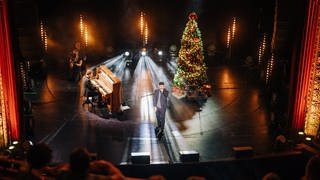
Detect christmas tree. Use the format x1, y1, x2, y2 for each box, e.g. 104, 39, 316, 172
173, 12, 207, 90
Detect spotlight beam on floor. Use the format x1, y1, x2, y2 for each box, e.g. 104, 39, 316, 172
144, 56, 171, 90
118, 53, 195, 164
166, 57, 178, 76
123, 55, 171, 164
103, 54, 124, 68
113, 57, 126, 80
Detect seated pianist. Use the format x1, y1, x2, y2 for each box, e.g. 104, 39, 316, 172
83, 70, 103, 107
85, 65, 121, 113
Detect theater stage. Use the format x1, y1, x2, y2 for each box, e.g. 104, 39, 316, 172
28, 52, 279, 165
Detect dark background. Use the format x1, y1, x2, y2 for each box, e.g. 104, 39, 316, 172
35, 0, 274, 59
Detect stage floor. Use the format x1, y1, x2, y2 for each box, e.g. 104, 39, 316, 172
28, 54, 275, 165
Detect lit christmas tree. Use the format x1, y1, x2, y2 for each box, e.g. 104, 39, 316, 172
173, 12, 208, 91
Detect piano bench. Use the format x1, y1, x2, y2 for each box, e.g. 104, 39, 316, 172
82, 96, 96, 112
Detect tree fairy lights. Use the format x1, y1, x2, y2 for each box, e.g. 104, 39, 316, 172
173, 12, 208, 89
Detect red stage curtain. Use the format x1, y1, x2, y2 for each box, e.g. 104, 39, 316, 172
0, 0, 21, 140
290, 0, 319, 131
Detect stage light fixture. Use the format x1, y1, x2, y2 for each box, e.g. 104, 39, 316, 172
141, 50, 146, 56
305, 137, 312, 141
298, 131, 304, 135
125, 51, 130, 56
131, 152, 150, 164
158, 50, 163, 56
22, 140, 33, 150
179, 150, 200, 162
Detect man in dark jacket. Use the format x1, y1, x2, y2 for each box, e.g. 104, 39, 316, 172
153, 82, 169, 139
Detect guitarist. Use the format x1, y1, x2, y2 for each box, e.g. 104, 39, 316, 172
70, 50, 83, 82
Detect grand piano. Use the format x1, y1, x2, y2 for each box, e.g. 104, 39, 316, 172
90, 65, 122, 113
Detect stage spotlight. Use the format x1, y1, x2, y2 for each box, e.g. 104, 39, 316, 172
8, 146, 15, 150
298, 131, 304, 135
131, 152, 150, 164
12, 141, 19, 145
22, 140, 33, 151
305, 137, 312, 141
141, 50, 147, 56
179, 150, 199, 162
28, 141, 33, 146
125, 51, 130, 57
158, 50, 163, 56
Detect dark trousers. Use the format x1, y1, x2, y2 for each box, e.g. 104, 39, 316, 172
156, 108, 166, 130
72, 67, 82, 82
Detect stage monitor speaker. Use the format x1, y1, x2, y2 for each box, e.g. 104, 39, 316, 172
179, 150, 200, 162
232, 146, 254, 158
131, 152, 150, 164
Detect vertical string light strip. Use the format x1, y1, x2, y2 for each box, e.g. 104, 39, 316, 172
227, 26, 231, 48
266, 0, 278, 85
139, 12, 150, 47
144, 23, 148, 46
0, 73, 8, 148
226, 17, 236, 60
80, 14, 84, 45
44, 31, 47, 51
231, 17, 236, 40
304, 14, 320, 136
84, 23, 88, 47
40, 20, 48, 52
265, 52, 274, 84
258, 33, 267, 65
140, 12, 144, 45
19, 62, 27, 90
40, 21, 44, 47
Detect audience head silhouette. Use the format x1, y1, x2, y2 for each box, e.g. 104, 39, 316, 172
305, 155, 320, 180
262, 172, 281, 180
26, 143, 52, 169
69, 147, 91, 177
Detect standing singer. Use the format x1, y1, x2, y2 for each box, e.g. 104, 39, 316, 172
153, 82, 169, 139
